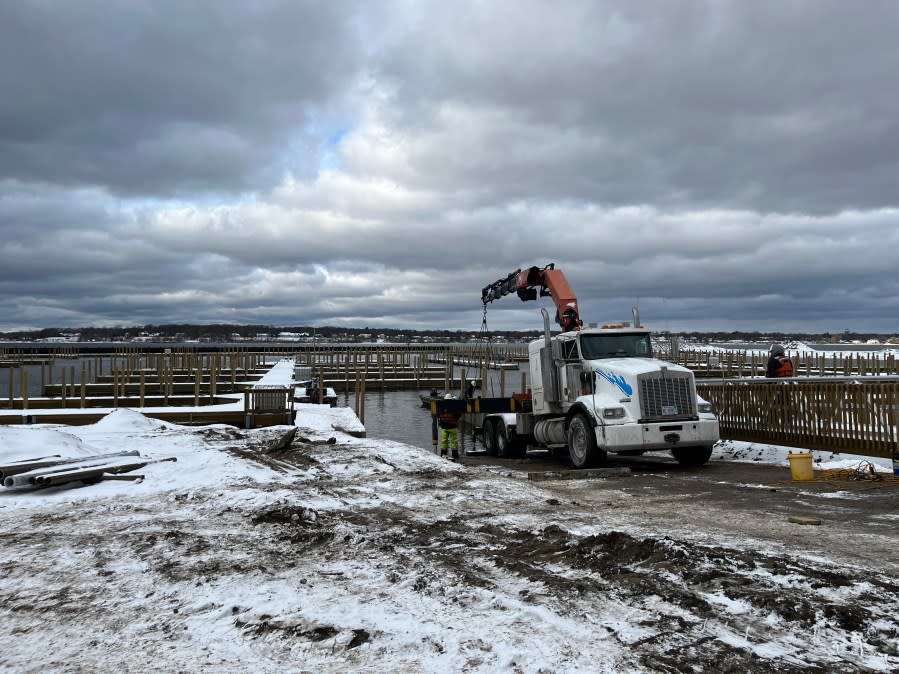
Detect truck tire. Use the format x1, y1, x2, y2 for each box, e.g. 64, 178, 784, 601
483, 420, 498, 456
671, 445, 714, 467
567, 414, 605, 468
496, 423, 511, 458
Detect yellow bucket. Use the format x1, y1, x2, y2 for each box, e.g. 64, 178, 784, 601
788, 452, 814, 481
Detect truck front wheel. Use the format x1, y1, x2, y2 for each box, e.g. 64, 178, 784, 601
671, 445, 714, 467
567, 415, 606, 468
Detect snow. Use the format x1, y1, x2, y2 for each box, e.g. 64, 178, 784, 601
712, 439, 894, 473
0, 359, 897, 671
689, 340, 899, 359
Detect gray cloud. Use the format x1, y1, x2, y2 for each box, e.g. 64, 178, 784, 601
374, 1, 899, 213
0, 1, 360, 195
1, 1, 897, 333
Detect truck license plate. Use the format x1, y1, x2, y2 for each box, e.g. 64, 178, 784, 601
662, 405, 678, 415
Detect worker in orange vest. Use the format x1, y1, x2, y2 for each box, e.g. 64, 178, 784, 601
766, 344, 794, 378
438, 394, 461, 459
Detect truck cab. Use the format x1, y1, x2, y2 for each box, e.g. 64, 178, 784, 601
511, 324, 719, 468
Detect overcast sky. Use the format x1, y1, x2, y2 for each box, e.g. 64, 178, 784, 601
2, 1, 898, 335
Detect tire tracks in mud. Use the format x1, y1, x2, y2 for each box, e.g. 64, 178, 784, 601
247, 455, 899, 673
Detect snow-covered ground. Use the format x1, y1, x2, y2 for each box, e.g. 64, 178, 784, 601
685, 340, 899, 360
1, 404, 897, 673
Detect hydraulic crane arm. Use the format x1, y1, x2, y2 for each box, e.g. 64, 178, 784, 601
481, 263, 583, 331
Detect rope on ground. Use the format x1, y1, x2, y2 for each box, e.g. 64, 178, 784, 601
778, 460, 899, 489
818, 460, 899, 485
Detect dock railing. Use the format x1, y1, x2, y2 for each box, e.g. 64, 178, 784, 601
675, 348, 899, 378
697, 377, 899, 459
244, 385, 294, 427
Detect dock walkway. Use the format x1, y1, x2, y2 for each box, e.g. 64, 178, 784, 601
0, 359, 299, 429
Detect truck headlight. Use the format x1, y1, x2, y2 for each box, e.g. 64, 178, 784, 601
602, 407, 625, 419
697, 402, 713, 414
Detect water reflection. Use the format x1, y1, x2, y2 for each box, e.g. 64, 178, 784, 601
344, 390, 434, 451
349, 363, 529, 453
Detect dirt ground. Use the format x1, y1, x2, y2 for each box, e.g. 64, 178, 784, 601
459, 448, 899, 575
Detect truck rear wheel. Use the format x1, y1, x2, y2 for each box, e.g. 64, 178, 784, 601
567, 414, 606, 468
671, 445, 714, 467
483, 420, 498, 456
496, 423, 510, 458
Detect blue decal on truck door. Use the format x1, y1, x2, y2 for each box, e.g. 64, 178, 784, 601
595, 368, 633, 396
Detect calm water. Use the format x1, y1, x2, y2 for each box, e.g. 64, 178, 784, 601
339, 389, 442, 451
340, 363, 530, 453
1, 358, 526, 454
0, 357, 104, 398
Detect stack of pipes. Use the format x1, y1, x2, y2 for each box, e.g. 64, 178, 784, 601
0, 452, 176, 490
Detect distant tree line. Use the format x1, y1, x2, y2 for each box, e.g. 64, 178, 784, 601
0, 324, 892, 344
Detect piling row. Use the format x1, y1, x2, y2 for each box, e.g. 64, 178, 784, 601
0, 346, 528, 423
679, 349, 899, 378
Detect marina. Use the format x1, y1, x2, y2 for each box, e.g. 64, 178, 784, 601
1, 342, 898, 462
0, 344, 531, 446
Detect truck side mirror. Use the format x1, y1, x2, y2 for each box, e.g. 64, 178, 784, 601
579, 370, 595, 393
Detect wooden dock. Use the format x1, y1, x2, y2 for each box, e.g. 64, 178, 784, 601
0, 345, 516, 427
0, 356, 296, 428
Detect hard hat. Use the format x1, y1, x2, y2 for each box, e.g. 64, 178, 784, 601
444, 393, 453, 399
769, 343, 785, 357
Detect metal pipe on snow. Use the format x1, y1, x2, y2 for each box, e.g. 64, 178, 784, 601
4, 460, 124, 488
0, 455, 62, 480
16, 457, 176, 489
36, 467, 108, 486
0, 451, 141, 482
9, 465, 110, 488
3, 453, 155, 489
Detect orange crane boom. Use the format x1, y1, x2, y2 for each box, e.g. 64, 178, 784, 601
481, 263, 583, 331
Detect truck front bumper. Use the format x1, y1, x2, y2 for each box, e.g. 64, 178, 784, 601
595, 419, 719, 451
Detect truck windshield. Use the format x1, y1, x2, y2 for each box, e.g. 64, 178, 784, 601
579, 333, 653, 359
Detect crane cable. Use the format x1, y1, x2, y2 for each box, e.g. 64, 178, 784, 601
479, 303, 496, 398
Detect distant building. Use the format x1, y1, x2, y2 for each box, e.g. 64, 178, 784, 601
38, 334, 80, 343
132, 331, 160, 342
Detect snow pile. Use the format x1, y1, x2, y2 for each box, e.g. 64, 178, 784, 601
713, 439, 894, 472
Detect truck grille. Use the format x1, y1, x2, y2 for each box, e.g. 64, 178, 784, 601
638, 372, 695, 419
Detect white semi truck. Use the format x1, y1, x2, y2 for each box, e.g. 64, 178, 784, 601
479, 264, 720, 468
